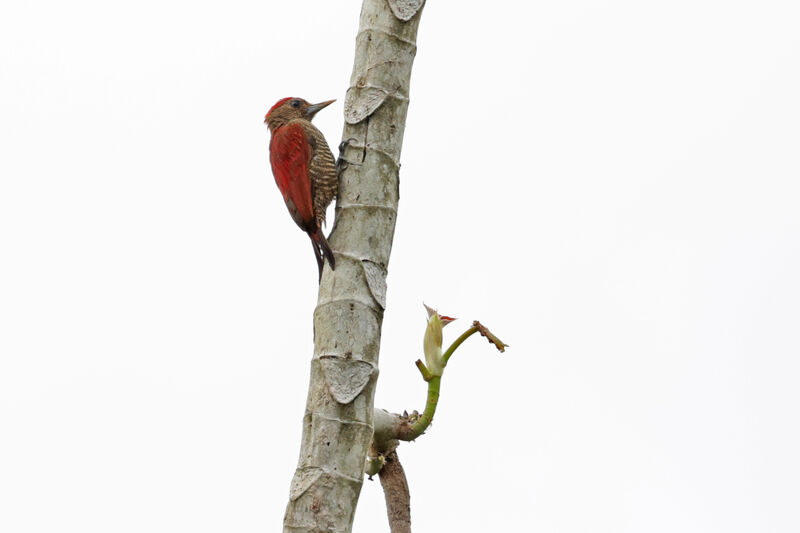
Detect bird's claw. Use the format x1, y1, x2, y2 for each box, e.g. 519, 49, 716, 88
338, 137, 357, 155
336, 137, 359, 176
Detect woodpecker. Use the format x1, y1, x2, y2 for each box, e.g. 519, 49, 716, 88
265, 97, 338, 280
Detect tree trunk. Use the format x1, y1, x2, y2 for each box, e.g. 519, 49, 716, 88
282, 1, 425, 531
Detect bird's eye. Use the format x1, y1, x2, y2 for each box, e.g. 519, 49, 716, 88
290, 99, 301, 108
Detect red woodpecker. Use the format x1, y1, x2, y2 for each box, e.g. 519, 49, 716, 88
265, 97, 338, 280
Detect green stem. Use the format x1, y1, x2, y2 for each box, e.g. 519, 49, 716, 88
406, 326, 481, 439
409, 376, 440, 437
442, 325, 478, 366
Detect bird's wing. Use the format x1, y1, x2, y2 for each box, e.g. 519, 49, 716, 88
270, 122, 315, 232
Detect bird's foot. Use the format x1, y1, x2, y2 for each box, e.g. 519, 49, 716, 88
336, 137, 360, 176
338, 137, 357, 155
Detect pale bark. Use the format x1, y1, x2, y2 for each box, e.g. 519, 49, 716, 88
282, 1, 425, 532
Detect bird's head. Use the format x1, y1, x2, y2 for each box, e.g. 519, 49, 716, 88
264, 97, 335, 130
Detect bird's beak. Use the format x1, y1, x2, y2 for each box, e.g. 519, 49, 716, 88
305, 99, 335, 119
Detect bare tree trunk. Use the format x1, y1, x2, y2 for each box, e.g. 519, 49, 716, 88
282, 1, 425, 532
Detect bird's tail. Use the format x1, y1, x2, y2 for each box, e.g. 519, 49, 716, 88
309, 229, 336, 281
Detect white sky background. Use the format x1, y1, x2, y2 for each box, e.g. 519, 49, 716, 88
1, 0, 799, 531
